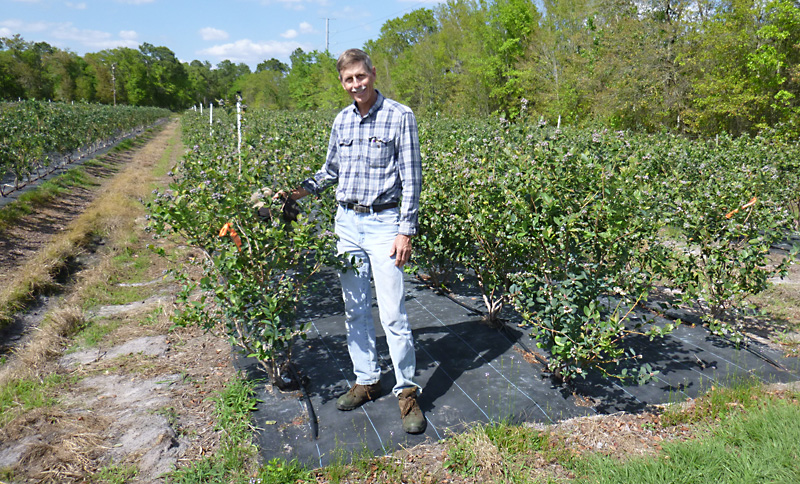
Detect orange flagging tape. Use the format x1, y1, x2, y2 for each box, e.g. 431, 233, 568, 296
725, 196, 757, 219
219, 222, 242, 249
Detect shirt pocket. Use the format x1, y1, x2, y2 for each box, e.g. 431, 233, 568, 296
337, 137, 356, 163
367, 136, 394, 168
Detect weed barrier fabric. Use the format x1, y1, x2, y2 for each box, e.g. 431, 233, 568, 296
236, 273, 800, 469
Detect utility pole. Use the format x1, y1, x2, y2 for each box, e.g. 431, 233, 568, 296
325, 18, 330, 52
111, 63, 117, 106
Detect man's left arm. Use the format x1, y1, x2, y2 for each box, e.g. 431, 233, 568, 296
390, 111, 422, 267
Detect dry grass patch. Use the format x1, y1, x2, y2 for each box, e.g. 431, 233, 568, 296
0, 407, 111, 483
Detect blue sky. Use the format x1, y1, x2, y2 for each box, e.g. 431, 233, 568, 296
1, 0, 444, 69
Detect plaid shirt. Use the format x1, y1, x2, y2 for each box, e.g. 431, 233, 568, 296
302, 91, 422, 236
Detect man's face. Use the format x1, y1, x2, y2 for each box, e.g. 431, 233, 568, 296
339, 61, 377, 109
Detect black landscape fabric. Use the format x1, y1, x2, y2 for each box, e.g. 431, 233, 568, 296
234, 271, 800, 469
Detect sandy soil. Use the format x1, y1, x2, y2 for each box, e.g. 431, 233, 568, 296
0, 121, 239, 483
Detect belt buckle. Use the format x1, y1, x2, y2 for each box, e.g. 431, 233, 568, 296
353, 204, 370, 214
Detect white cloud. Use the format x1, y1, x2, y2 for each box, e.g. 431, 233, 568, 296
281, 21, 315, 39
199, 27, 229, 41
1, 19, 48, 32
115, 0, 155, 4
0, 27, 12, 37
299, 21, 314, 34
65, 2, 88, 9
0, 19, 139, 50
198, 38, 308, 64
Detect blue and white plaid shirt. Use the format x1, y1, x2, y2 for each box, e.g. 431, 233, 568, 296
302, 91, 422, 236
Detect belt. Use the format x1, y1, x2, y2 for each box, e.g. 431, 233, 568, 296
340, 202, 398, 214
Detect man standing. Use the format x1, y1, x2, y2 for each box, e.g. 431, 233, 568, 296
282, 48, 425, 434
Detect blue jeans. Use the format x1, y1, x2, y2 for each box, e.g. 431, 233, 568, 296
335, 205, 418, 396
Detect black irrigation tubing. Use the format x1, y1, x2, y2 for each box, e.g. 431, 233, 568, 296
285, 361, 319, 440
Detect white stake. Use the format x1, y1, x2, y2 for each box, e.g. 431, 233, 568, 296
236, 93, 242, 178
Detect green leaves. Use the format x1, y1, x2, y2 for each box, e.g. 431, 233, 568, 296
147, 109, 342, 388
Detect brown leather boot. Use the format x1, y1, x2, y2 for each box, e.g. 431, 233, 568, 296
398, 387, 426, 434
336, 382, 382, 411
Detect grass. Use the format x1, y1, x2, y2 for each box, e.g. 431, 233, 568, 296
72, 318, 124, 349
574, 397, 800, 483
92, 461, 138, 483
0, 373, 67, 427
660, 375, 767, 427
443, 420, 562, 483
167, 376, 315, 484
167, 377, 266, 483
0, 168, 95, 232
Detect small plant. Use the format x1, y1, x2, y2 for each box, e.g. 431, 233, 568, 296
253, 458, 312, 484
166, 376, 260, 483
0, 374, 65, 427
93, 461, 138, 484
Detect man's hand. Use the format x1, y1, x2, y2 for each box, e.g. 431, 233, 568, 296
390, 234, 412, 267
274, 187, 309, 201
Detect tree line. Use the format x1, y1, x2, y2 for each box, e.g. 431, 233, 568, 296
2, 0, 798, 136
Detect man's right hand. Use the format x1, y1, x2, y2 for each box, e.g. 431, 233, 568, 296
275, 187, 309, 201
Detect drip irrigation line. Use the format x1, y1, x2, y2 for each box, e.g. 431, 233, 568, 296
285, 361, 319, 440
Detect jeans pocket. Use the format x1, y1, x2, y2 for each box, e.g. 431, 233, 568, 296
375, 207, 400, 225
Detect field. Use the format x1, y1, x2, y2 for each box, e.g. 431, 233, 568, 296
0, 107, 799, 483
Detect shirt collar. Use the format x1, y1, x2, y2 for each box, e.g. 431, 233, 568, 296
351, 90, 385, 119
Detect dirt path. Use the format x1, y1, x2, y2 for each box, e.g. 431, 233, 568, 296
0, 142, 143, 281
0, 120, 238, 483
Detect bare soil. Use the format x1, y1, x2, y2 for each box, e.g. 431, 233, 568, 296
0, 121, 238, 483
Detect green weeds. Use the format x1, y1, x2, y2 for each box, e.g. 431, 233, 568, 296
445, 420, 554, 481
660, 375, 766, 427
167, 377, 259, 483
93, 461, 138, 483
575, 398, 800, 484
0, 373, 66, 427
0, 168, 94, 232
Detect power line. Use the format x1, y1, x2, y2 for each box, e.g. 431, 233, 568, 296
330, 1, 436, 38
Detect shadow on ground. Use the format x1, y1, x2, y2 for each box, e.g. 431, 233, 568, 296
235, 270, 800, 468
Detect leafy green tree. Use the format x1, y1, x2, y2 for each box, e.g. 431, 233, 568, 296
1, 35, 55, 100
233, 69, 290, 110
683, 0, 772, 134
285, 48, 347, 111
256, 58, 289, 74
483, 0, 541, 116
420, 0, 493, 117
364, 8, 439, 105
0, 39, 25, 100
139, 43, 191, 109
214, 60, 252, 102
185, 60, 216, 106
748, 0, 800, 129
